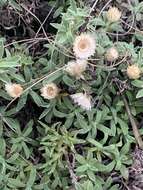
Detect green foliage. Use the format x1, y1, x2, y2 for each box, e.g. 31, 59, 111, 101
0, 0, 143, 189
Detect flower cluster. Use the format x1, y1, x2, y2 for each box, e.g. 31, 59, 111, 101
5, 6, 141, 111
64, 32, 97, 110
65, 33, 96, 80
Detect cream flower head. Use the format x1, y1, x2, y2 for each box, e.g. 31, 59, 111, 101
65, 59, 87, 78
127, 65, 141, 79
40, 83, 59, 100
5, 83, 23, 98
105, 47, 119, 62
106, 7, 121, 22
70, 93, 91, 111
73, 33, 96, 59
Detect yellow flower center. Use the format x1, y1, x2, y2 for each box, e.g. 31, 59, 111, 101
79, 39, 88, 51
47, 87, 54, 96
14, 85, 22, 96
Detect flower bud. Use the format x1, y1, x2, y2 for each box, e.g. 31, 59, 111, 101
105, 47, 119, 62
5, 83, 23, 98
127, 65, 140, 79
106, 7, 121, 22
65, 59, 87, 78
70, 93, 91, 110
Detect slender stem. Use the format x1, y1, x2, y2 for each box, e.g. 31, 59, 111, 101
122, 94, 143, 149
65, 153, 78, 187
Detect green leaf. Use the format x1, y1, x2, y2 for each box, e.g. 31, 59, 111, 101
0, 39, 4, 58
117, 118, 128, 135
75, 183, 83, 190
23, 120, 33, 137
75, 154, 86, 164
9, 0, 22, 11
64, 115, 74, 128
30, 90, 47, 107
53, 6, 63, 18
104, 177, 113, 189
76, 112, 91, 133
0, 73, 11, 83
39, 107, 51, 120
104, 161, 115, 172
86, 180, 94, 190
24, 66, 32, 82
0, 56, 21, 68
135, 32, 143, 41
120, 142, 130, 155
43, 70, 62, 84
70, 0, 77, 12
87, 138, 103, 149
136, 89, 143, 98
9, 73, 25, 82
8, 178, 25, 188
0, 120, 3, 137
62, 96, 74, 110
62, 75, 75, 87
7, 153, 19, 163
94, 178, 103, 190
110, 120, 116, 136
120, 165, 129, 180
95, 110, 102, 123
76, 164, 88, 173
16, 91, 28, 112
50, 23, 61, 30
0, 138, 6, 156
26, 166, 36, 189
0, 0, 7, 6
3, 117, 19, 132
53, 108, 68, 118
110, 185, 119, 190
22, 141, 30, 159
87, 170, 96, 182
132, 80, 143, 88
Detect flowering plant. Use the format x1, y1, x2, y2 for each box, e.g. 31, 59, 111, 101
0, 0, 143, 189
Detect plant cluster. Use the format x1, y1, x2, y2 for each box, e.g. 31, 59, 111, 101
0, 0, 143, 189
